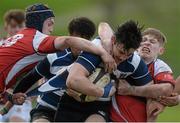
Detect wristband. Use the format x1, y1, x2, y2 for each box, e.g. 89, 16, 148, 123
1, 107, 9, 114
102, 82, 113, 98
6, 93, 13, 104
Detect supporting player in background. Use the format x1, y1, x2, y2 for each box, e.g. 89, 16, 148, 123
0, 9, 24, 41
12, 17, 96, 122
0, 9, 33, 122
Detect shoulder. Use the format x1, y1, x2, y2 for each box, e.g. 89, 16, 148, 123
154, 59, 172, 76
127, 51, 142, 70
47, 49, 72, 65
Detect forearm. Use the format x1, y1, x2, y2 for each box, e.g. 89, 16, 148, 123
67, 75, 103, 97
130, 83, 173, 99
55, 36, 105, 56
0, 101, 13, 115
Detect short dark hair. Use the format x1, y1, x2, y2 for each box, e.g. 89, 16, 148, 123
115, 20, 143, 51
68, 17, 96, 40
4, 9, 25, 25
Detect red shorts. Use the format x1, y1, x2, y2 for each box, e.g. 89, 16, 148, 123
110, 95, 147, 122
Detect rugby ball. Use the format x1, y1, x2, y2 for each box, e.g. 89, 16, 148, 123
67, 67, 111, 102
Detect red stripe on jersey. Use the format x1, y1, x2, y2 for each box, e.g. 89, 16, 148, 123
148, 62, 155, 80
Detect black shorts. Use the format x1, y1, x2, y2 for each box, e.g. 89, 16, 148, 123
54, 93, 110, 122
30, 104, 56, 122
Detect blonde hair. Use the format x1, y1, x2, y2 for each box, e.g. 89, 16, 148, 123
142, 28, 167, 46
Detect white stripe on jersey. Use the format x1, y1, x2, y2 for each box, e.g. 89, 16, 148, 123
37, 96, 57, 110
37, 90, 65, 110
131, 71, 150, 79
154, 59, 172, 76
47, 53, 58, 65
5, 53, 45, 85
78, 56, 96, 69
32, 30, 48, 53
111, 95, 128, 122
47, 49, 71, 65
128, 51, 141, 71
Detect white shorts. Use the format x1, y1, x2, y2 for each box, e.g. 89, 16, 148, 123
1, 100, 32, 122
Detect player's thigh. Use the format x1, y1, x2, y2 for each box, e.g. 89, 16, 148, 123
9, 116, 26, 122
85, 114, 106, 122
31, 105, 55, 122
32, 118, 50, 123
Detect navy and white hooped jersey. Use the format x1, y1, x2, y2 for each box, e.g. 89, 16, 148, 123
36, 48, 76, 110
76, 38, 152, 86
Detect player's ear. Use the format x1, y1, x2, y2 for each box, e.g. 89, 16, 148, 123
111, 35, 116, 45
159, 47, 165, 55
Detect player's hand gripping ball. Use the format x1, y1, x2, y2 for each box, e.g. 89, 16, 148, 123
67, 68, 115, 102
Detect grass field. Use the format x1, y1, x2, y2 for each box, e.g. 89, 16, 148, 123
0, 0, 180, 121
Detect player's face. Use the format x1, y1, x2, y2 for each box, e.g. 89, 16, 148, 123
112, 42, 134, 64
42, 17, 55, 35
5, 20, 25, 36
138, 34, 163, 61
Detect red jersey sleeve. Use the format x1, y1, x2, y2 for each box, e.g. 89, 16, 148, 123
32, 30, 58, 54
37, 36, 58, 54
154, 72, 175, 86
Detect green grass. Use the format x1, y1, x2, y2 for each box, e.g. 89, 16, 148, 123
157, 105, 180, 121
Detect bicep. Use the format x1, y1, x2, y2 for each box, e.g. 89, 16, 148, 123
68, 63, 89, 79
66, 63, 89, 88
54, 36, 69, 51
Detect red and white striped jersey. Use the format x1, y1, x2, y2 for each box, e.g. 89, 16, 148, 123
0, 28, 57, 92
148, 58, 175, 85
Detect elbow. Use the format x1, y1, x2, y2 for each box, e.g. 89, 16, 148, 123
66, 75, 78, 90
160, 84, 174, 96
63, 37, 72, 47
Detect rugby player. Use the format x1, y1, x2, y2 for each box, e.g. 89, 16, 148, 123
111, 28, 175, 122
12, 17, 96, 122
0, 9, 33, 122
0, 3, 115, 102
